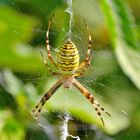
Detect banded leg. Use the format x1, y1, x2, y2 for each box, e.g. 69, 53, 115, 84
32, 79, 63, 119
46, 13, 57, 67
78, 20, 92, 70
73, 79, 111, 126
40, 50, 61, 76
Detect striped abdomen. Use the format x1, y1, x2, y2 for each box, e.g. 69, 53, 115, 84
57, 40, 79, 74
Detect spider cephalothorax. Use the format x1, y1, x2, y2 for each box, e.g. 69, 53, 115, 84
32, 14, 111, 126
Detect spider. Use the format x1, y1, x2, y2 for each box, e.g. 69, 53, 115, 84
32, 14, 111, 126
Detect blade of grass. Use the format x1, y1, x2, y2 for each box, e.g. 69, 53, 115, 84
100, 0, 140, 90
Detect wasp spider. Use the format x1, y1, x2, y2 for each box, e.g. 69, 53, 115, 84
32, 14, 111, 126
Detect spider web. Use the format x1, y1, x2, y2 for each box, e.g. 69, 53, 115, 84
0, 0, 140, 140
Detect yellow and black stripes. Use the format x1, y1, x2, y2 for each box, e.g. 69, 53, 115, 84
57, 40, 79, 74
32, 79, 62, 118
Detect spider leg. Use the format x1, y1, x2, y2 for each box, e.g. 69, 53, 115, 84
74, 56, 92, 77
32, 79, 63, 119
46, 13, 57, 67
78, 20, 92, 70
73, 79, 111, 126
40, 50, 61, 76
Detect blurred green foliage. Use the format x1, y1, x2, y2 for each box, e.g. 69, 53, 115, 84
0, 0, 140, 140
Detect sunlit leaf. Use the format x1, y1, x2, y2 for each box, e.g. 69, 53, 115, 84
1, 69, 130, 135
100, 0, 140, 90
42, 76, 129, 135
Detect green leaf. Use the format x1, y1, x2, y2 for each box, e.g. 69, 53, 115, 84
100, 0, 140, 90
0, 6, 45, 73
42, 76, 129, 135
1, 69, 130, 135
2, 69, 38, 109
0, 111, 25, 140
